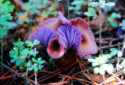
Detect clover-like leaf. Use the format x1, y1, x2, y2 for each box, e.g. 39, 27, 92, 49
10, 59, 16, 63
106, 2, 115, 6
84, 8, 96, 16
89, 2, 99, 7
4, 1, 11, 6
33, 39, 40, 46
121, 60, 125, 68
29, 50, 39, 56
26, 40, 33, 47
32, 58, 37, 62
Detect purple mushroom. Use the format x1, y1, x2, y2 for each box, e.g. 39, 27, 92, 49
29, 11, 98, 60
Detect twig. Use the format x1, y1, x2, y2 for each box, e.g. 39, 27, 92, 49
98, 43, 123, 49
0, 62, 37, 85
94, 27, 113, 35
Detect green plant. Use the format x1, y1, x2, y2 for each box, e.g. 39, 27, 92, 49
9, 39, 40, 70
16, 0, 57, 26
119, 20, 125, 30
119, 60, 125, 74
42, 2, 57, 17
108, 12, 121, 27
110, 42, 125, 72
27, 57, 45, 84
9, 39, 45, 85
69, 0, 86, 13
88, 53, 114, 85
0, 0, 15, 37
110, 48, 122, 57
24, 0, 49, 15
89, 0, 115, 8
28, 57, 45, 72
0, 0, 15, 76
88, 54, 114, 75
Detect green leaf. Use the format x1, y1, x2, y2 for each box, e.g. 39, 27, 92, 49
110, 48, 118, 52
104, 64, 114, 74
13, 41, 24, 47
99, 68, 105, 75
27, 61, 31, 66
89, 8, 96, 16
71, 1, 83, 5
99, 2, 105, 8
49, 58, 53, 62
8, 5, 15, 9
23, 62, 27, 67
94, 67, 100, 74
92, 61, 100, 67
119, 23, 124, 26
116, 14, 121, 18
10, 59, 16, 63
25, 18, 32, 23
34, 67, 38, 72
16, 61, 20, 66
110, 51, 117, 56
38, 57, 42, 61
123, 68, 125, 74
0, 29, 7, 38
28, 66, 34, 71
111, 22, 117, 27
26, 40, 33, 47
19, 64, 23, 70
117, 51, 123, 57
88, 58, 95, 63
32, 58, 37, 62
19, 59, 25, 63
20, 49, 29, 57
29, 50, 38, 56
106, 2, 115, 6
89, 2, 99, 7
38, 65, 44, 70
84, 8, 96, 16
121, 60, 125, 68
84, 12, 89, 16
122, 26, 125, 30
33, 40, 40, 46
4, 1, 10, 6
39, 61, 45, 64
69, 6, 75, 10
57, 0, 62, 1
0, 0, 3, 3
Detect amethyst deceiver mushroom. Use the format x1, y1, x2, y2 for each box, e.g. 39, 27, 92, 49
29, 11, 98, 60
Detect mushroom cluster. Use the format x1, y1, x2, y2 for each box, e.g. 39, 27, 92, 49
29, 11, 98, 60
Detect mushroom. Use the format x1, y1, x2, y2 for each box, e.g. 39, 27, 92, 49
29, 11, 98, 67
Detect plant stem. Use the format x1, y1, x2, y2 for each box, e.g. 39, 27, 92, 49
102, 74, 106, 85
25, 66, 29, 85
87, 0, 90, 23
35, 71, 37, 85
54, 0, 56, 11
0, 4, 3, 77
14, 66, 17, 85
67, 0, 69, 19
117, 35, 125, 72
99, 0, 103, 55
25, 12, 32, 84
1, 37, 3, 76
